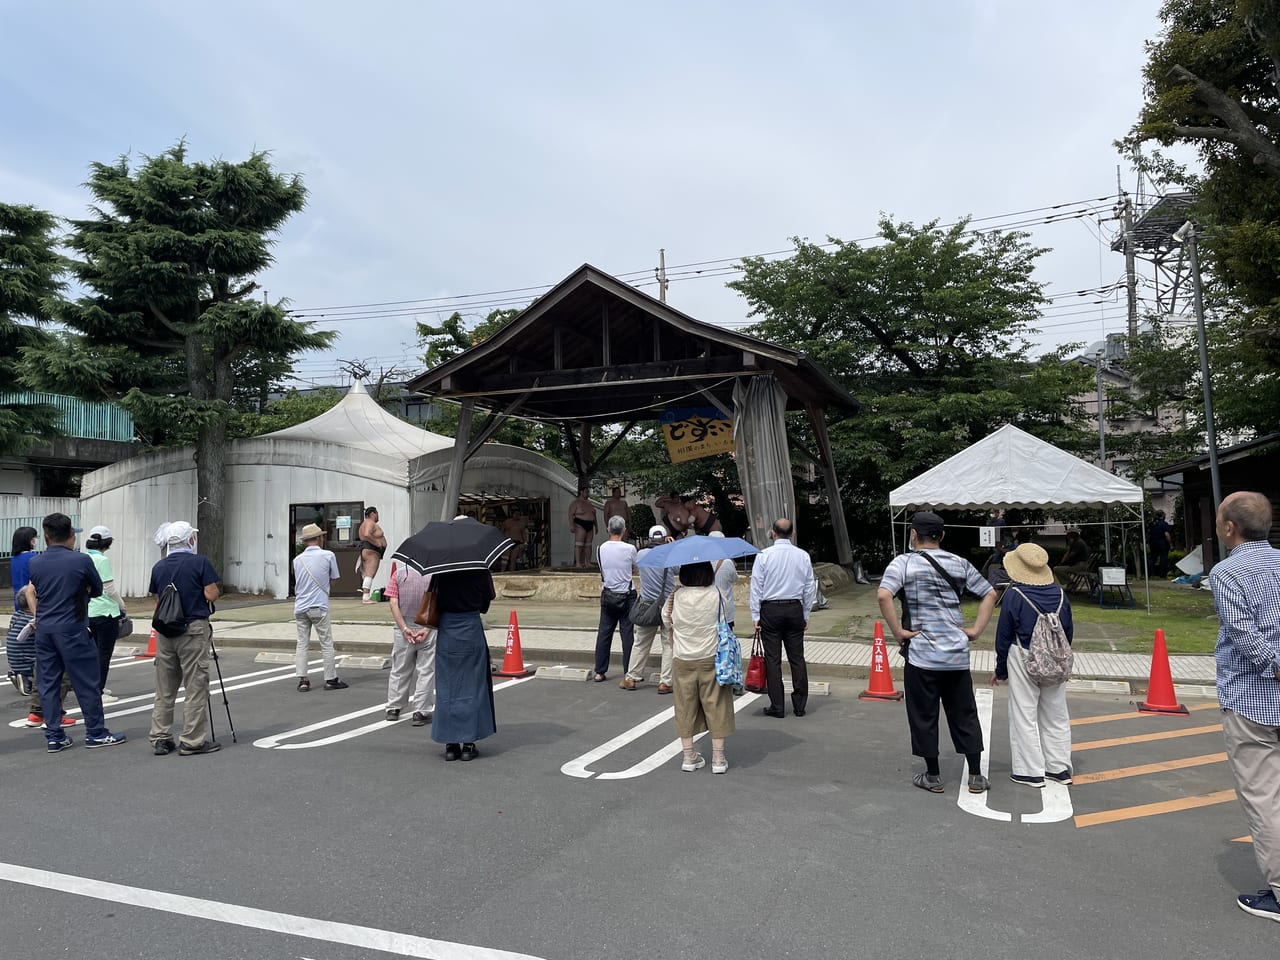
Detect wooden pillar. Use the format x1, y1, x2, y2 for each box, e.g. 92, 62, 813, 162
441, 398, 474, 520
806, 403, 853, 567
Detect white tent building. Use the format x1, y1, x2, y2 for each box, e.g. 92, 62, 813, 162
78, 381, 580, 599
889, 424, 1149, 608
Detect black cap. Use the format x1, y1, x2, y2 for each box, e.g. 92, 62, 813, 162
910, 511, 945, 540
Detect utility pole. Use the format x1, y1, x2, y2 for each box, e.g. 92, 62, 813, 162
1175, 220, 1224, 561
656, 249, 669, 303
1097, 350, 1111, 560
1122, 195, 1138, 341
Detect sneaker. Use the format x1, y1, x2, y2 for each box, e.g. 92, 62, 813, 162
324, 678, 349, 690
46, 735, 74, 753
385, 708, 401, 722
968, 774, 990, 794
1045, 769, 1073, 785
100, 692, 120, 705
681, 752, 705, 772
912, 772, 944, 793
85, 732, 127, 749
1237, 889, 1280, 921
711, 753, 729, 774
29, 714, 76, 727
411, 711, 431, 726
178, 740, 221, 756
153, 738, 175, 756
1011, 774, 1045, 789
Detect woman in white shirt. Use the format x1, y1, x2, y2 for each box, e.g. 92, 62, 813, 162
663, 561, 735, 774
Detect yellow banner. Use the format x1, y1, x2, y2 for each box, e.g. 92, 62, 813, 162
660, 407, 734, 463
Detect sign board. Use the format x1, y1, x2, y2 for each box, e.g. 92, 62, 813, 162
335, 516, 352, 529
659, 406, 734, 463
979, 526, 996, 547
1099, 567, 1127, 586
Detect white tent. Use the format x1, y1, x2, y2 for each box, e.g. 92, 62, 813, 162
79, 381, 579, 598
889, 424, 1149, 610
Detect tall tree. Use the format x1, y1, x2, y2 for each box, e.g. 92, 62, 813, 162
729, 218, 1094, 562
1121, 0, 1280, 434
22, 145, 333, 574
0, 203, 66, 453
416, 308, 521, 367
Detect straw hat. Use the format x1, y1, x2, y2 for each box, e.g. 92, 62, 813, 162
299, 523, 325, 541
1003, 542, 1053, 586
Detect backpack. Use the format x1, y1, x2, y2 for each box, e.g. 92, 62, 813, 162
1009, 587, 1072, 685
152, 582, 187, 638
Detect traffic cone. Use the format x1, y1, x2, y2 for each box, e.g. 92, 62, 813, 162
493, 611, 535, 677
136, 626, 157, 659
859, 621, 904, 701
1138, 628, 1188, 715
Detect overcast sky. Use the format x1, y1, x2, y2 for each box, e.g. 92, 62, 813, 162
1, 0, 1170, 386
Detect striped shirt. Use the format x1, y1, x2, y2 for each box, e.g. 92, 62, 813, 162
878, 549, 992, 671
1210, 540, 1280, 726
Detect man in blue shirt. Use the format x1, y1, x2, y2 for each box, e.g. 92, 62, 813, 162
147, 520, 222, 756
749, 518, 817, 718
1209, 491, 1280, 923
25, 512, 126, 753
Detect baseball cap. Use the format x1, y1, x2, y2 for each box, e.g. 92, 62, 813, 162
910, 511, 945, 540
166, 520, 198, 544
648, 524, 667, 541
88, 525, 112, 540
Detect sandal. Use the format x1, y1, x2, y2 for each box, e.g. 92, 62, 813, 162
297, 677, 311, 692
592, 673, 607, 683
912, 772, 944, 793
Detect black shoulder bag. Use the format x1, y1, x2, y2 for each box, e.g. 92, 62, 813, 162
894, 551, 965, 659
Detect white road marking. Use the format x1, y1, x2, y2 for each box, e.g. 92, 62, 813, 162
561, 692, 761, 780
255, 675, 538, 750
0, 860, 549, 959
957, 688, 1012, 822
595, 692, 762, 779
8, 660, 325, 728
957, 687, 1073, 824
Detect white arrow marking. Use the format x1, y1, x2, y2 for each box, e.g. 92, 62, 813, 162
957, 687, 1012, 821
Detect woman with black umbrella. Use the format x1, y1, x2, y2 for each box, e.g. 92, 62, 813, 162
393, 517, 511, 763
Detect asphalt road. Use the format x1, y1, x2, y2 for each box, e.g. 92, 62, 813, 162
0, 647, 1266, 960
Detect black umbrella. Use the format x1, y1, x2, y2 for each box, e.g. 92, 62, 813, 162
390, 517, 514, 576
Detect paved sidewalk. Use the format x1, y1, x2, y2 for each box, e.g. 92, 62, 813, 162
198, 617, 1215, 684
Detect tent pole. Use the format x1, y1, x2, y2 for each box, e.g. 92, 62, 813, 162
1141, 501, 1151, 614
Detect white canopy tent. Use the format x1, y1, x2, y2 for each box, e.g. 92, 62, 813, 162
889, 424, 1150, 610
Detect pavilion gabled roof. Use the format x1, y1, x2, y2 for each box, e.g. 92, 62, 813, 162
404, 264, 857, 424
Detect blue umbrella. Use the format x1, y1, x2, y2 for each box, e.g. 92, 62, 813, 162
637, 536, 758, 568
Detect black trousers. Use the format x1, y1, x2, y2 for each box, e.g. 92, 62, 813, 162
903, 661, 983, 758
594, 591, 635, 677
760, 600, 807, 710
89, 616, 119, 692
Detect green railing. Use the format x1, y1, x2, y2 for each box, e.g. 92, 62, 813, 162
0, 392, 134, 442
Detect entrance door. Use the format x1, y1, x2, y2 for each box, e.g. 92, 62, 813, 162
288, 502, 366, 598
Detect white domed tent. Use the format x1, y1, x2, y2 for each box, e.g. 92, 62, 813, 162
78, 381, 580, 599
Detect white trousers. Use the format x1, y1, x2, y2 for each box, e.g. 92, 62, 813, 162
1222, 708, 1280, 895
295, 608, 336, 681
386, 626, 437, 714
1006, 644, 1072, 776
625, 622, 672, 684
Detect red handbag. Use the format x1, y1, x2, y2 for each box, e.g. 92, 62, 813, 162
744, 629, 767, 693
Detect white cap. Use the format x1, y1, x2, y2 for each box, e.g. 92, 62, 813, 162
707, 530, 725, 538
166, 520, 198, 544
87, 525, 113, 540
648, 524, 667, 541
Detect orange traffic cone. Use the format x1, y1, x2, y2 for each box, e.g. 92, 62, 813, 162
493, 611, 535, 678
136, 626, 157, 659
1138, 628, 1188, 715
859, 621, 904, 701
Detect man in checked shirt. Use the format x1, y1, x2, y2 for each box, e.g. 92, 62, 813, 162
1210, 491, 1280, 923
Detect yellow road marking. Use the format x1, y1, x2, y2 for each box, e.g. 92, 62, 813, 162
1071, 702, 1218, 727
1073, 753, 1227, 784
1073, 724, 1221, 751
1074, 790, 1238, 828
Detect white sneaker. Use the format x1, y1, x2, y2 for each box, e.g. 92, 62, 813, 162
680, 752, 705, 772
100, 693, 120, 704
712, 754, 729, 774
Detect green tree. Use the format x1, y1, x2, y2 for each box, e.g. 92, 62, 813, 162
1121, 0, 1280, 434
237, 387, 342, 435
22, 145, 333, 574
416, 308, 521, 367
0, 203, 66, 453
728, 218, 1094, 561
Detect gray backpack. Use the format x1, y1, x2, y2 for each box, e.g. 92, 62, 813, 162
1010, 587, 1073, 685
